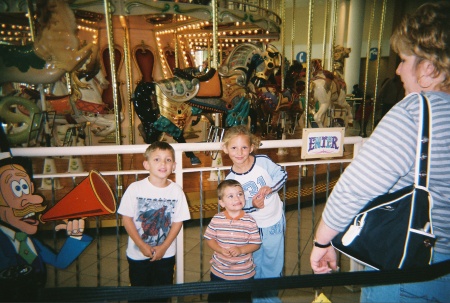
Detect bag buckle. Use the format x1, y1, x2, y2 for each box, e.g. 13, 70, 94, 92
342, 213, 367, 246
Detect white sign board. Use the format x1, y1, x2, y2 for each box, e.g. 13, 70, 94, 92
301, 128, 345, 159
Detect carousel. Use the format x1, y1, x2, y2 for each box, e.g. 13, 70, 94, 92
0, 0, 367, 152
0, 0, 397, 217
0, 0, 410, 300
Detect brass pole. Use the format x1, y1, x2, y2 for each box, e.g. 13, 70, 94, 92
372, 0, 387, 132
119, 16, 134, 145
330, 0, 338, 72
174, 30, 179, 69
361, 0, 377, 135
321, 0, 329, 67
305, 0, 315, 129
291, 0, 296, 63
281, 0, 285, 90
211, 0, 218, 69
26, 0, 35, 41
104, 0, 123, 197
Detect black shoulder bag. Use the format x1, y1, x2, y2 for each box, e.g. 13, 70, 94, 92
331, 93, 436, 270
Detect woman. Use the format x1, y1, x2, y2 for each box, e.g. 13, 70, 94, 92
310, 2, 450, 302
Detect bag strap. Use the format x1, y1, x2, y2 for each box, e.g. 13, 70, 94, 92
415, 94, 431, 188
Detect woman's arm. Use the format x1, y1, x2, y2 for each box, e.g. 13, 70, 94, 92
310, 219, 339, 274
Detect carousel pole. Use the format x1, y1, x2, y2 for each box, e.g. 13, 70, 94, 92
119, 16, 135, 145
360, 0, 376, 138
208, 0, 224, 182
322, 0, 330, 70
304, 0, 314, 131
277, 0, 288, 156
371, 0, 388, 133
104, 0, 123, 198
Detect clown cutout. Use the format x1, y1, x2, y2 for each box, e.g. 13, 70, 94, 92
0, 126, 93, 301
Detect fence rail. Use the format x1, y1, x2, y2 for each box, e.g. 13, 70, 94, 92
10, 137, 363, 287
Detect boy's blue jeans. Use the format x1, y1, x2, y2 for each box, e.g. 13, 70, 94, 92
360, 252, 450, 302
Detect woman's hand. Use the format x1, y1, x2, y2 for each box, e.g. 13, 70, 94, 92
310, 246, 338, 274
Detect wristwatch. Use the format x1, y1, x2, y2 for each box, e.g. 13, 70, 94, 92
313, 240, 331, 248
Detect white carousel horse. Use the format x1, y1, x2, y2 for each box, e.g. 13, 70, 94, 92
51, 66, 121, 138
309, 46, 353, 128
0, 0, 93, 85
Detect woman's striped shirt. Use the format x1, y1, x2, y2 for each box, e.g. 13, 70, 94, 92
323, 91, 450, 254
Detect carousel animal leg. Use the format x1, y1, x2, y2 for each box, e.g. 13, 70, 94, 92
248, 107, 258, 134
337, 90, 354, 126
314, 102, 329, 128
173, 135, 201, 165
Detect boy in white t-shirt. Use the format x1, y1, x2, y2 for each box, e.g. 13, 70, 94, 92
118, 141, 190, 302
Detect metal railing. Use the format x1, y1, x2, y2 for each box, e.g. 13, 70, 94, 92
11, 136, 364, 287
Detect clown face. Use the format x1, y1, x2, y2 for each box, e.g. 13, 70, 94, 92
0, 164, 45, 235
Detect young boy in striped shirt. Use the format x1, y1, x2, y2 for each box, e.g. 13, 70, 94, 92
204, 180, 262, 303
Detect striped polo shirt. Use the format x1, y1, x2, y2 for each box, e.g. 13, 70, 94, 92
204, 210, 262, 280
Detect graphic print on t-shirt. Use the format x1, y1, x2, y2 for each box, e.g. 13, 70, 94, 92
136, 198, 175, 246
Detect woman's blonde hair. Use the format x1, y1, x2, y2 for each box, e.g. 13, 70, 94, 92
390, 1, 450, 90
221, 125, 261, 151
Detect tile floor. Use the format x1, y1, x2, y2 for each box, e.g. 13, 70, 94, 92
42, 202, 361, 302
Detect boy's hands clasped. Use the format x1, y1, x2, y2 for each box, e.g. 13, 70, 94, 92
140, 244, 167, 261
252, 186, 272, 209
219, 246, 244, 257
149, 245, 167, 261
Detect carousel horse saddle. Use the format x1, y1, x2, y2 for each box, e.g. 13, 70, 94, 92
159, 68, 222, 102
155, 77, 200, 103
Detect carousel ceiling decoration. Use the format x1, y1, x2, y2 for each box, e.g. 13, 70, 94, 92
69, 0, 281, 35
0, 1, 281, 47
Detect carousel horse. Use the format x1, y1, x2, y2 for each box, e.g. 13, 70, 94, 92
0, 0, 93, 85
309, 45, 353, 128
13, 47, 119, 146
253, 60, 305, 138
49, 46, 121, 139
133, 42, 282, 165
0, 0, 94, 146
